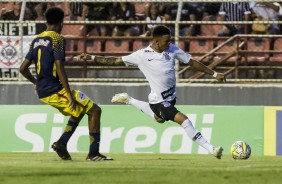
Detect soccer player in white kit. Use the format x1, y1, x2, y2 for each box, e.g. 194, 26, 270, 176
78, 25, 226, 159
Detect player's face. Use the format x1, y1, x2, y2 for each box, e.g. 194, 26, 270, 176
157, 35, 171, 52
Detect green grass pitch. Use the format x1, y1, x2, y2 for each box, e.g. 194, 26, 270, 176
0, 153, 282, 184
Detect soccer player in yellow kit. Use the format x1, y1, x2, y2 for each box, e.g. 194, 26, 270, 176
20, 7, 112, 161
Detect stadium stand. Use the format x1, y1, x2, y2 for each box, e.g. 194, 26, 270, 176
78, 40, 102, 53
1, 1, 282, 81
178, 40, 187, 51
188, 39, 214, 63
134, 2, 146, 17
105, 40, 130, 54
245, 38, 271, 62
200, 15, 223, 36
214, 39, 239, 63
62, 25, 82, 36
269, 38, 282, 62
0, 2, 14, 11
133, 40, 150, 50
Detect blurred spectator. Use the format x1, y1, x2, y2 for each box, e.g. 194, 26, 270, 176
163, 3, 199, 36
111, 2, 140, 37
0, 9, 5, 19
35, 3, 47, 20
0, 2, 13, 16
157, 3, 169, 17
218, 2, 251, 36
144, 3, 151, 18
69, 2, 83, 17
34, 3, 47, 33
26, 3, 47, 20
83, 3, 112, 36
250, 2, 281, 34
26, 2, 39, 20
144, 2, 167, 17
202, 3, 221, 17
280, 2, 282, 14
141, 3, 162, 37
47, 2, 71, 20
190, 2, 207, 20
0, 2, 34, 21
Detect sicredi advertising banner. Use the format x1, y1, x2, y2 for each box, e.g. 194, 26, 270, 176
0, 105, 264, 155
264, 107, 282, 156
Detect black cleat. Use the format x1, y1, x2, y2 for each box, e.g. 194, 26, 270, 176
86, 153, 113, 161
51, 142, 72, 160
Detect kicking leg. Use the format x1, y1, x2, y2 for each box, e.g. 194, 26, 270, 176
111, 93, 164, 122
174, 112, 223, 159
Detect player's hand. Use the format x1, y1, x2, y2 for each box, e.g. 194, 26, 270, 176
77, 53, 92, 61
215, 73, 226, 83
68, 95, 77, 111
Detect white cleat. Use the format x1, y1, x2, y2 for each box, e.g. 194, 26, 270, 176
213, 146, 224, 159
111, 93, 131, 104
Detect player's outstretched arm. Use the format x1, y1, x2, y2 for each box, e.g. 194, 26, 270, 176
189, 58, 226, 83
77, 53, 125, 66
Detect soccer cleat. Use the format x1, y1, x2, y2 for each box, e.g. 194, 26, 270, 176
86, 153, 114, 161
213, 146, 224, 159
51, 142, 72, 160
111, 93, 131, 104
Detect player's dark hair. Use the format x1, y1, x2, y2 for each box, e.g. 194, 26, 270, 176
45, 7, 64, 25
152, 25, 171, 38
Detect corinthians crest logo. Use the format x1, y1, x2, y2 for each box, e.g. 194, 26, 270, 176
0, 37, 20, 67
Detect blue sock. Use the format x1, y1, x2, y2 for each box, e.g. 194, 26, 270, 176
58, 120, 78, 145
89, 132, 100, 155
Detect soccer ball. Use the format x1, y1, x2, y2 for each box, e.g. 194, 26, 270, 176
230, 141, 251, 160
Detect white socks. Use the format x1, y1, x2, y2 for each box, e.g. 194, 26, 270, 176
181, 119, 214, 154
127, 98, 214, 154
128, 97, 155, 120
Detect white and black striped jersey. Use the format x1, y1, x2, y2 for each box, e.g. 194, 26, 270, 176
121, 43, 191, 104
219, 2, 251, 21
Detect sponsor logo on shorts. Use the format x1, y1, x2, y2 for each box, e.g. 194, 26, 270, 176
78, 92, 87, 101
162, 101, 171, 108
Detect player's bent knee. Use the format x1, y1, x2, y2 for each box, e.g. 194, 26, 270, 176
155, 117, 165, 123
154, 114, 165, 123
157, 119, 165, 123
89, 103, 102, 115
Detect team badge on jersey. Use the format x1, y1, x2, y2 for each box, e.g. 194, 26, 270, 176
0, 37, 20, 67
163, 52, 171, 60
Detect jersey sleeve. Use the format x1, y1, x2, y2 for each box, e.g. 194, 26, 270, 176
219, 3, 226, 15
121, 50, 142, 66
175, 48, 191, 64
25, 40, 34, 61
53, 35, 65, 61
